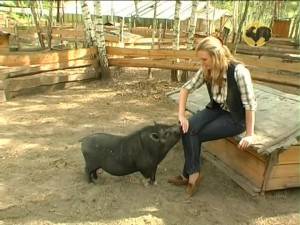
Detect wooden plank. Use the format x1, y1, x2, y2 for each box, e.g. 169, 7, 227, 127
106, 46, 198, 60
270, 164, 300, 178
203, 139, 266, 187
4, 59, 97, 78
265, 176, 300, 191
202, 150, 260, 196
108, 58, 200, 71
278, 145, 300, 164
4, 66, 98, 92
0, 48, 97, 67
0, 90, 6, 102
249, 69, 300, 88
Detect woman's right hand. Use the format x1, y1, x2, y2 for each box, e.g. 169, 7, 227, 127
179, 115, 189, 133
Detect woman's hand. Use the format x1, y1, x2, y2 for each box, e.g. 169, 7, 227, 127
238, 135, 254, 150
179, 115, 189, 133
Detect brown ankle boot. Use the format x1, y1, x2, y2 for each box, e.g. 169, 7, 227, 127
186, 173, 203, 197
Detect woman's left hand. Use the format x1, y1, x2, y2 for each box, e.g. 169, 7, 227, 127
238, 135, 254, 150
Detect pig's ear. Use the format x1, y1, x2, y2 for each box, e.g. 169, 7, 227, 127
150, 133, 159, 142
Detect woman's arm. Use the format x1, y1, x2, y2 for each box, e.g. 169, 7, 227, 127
238, 110, 255, 150
178, 88, 189, 133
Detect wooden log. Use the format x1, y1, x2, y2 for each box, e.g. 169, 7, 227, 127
0, 48, 97, 67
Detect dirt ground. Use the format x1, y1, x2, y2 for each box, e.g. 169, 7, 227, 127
0, 67, 299, 225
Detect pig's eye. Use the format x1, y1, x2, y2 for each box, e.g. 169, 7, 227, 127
150, 133, 159, 142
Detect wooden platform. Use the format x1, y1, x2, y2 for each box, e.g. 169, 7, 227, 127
167, 84, 300, 195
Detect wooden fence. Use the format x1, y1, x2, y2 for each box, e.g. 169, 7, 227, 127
1, 46, 299, 84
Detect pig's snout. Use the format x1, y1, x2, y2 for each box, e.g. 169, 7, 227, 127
169, 125, 181, 137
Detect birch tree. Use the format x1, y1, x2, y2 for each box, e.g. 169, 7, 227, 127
148, 0, 158, 79
81, 0, 96, 47
30, 0, 45, 49
94, 1, 111, 80
232, 0, 250, 55
187, 0, 198, 50
182, 0, 198, 82
171, 0, 181, 82
232, 0, 239, 43
46, 0, 53, 49
134, 0, 139, 28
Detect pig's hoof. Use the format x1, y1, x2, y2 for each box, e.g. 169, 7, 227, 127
148, 180, 157, 186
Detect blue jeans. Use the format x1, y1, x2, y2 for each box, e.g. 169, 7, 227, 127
182, 108, 245, 178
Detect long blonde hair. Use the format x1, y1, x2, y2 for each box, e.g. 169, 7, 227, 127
196, 36, 241, 88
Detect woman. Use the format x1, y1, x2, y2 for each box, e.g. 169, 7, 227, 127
168, 36, 257, 197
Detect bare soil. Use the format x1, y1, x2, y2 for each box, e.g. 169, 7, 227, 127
0, 67, 299, 225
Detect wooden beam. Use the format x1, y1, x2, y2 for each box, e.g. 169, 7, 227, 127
4, 59, 97, 78
0, 48, 97, 66
4, 66, 98, 92
249, 69, 300, 88
108, 58, 200, 71
106, 46, 198, 60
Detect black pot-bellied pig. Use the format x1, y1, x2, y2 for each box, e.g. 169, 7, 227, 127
80, 123, 181, 184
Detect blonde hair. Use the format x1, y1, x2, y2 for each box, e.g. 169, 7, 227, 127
196, 36, 241, 88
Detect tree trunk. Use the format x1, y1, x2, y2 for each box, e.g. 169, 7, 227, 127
30, 0, 45, 49
296, 21, 300, 49
232, 0, 239, 43
232, 0, 250, 55
148, 0, 158, 79
257, 1, 266, 22
187, 0, 198, 50
289, 2, 300, 38
182, 0, 198, 82
75, 0, 78, 48
294, 16, 300, 44
46, 0, 53, 49
81, 0, 96, 47
171, 0, 181, 82
289, 15, 298, 38
119, 17, 124, 44
94, 1, 111, 80
206, 1, 210, 35
158, 22, 163, 48
56, 0, 60, 23
134, 0, 139, 17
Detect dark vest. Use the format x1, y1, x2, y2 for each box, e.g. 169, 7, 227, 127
206, 63, 245, 122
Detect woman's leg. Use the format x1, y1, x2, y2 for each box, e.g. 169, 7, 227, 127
182, 108, 223, 178
183, 110, 245, 182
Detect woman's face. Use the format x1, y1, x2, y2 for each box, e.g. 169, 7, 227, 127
197, 50, 212, 70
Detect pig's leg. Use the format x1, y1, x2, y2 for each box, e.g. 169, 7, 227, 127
148, 167, 158, 185
85, 167, 96, 183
